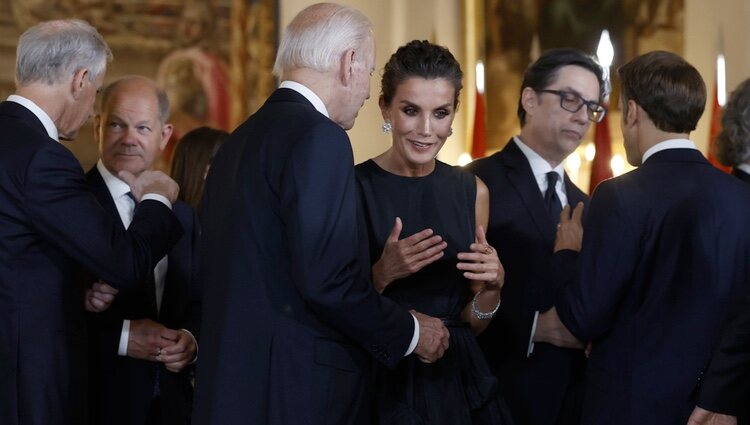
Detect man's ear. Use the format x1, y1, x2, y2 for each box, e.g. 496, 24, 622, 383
624, 99, 639, 128
339, 48, 356, 86
159, 124, 174, 151
71, 68, 89, 99
520, 87, 537, 118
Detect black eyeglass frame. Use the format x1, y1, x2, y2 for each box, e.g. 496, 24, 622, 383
536, 89, 607, 123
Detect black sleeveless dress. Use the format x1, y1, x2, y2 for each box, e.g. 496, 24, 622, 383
355, 159, 514, 425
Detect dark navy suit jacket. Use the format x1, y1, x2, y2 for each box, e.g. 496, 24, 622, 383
192, 88, 415, 425
85, 166, 201, 425
556, 148, 750, 425
0, 100, 182, 425
697, 279, 750, 421
466, 139, 589, 425
695, 165, 750, 422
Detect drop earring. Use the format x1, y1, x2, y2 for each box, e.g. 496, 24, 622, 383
448, 127, 453, 136
382, 122, 392, 133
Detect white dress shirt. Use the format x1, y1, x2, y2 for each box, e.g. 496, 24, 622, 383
737, 163, 750, 175
279, 80, 329, 117
514, 136, 569, 206
642, 138, 699, 163
278, 80, 420, 357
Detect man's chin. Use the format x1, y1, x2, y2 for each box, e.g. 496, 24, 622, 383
58, 132, 77, 142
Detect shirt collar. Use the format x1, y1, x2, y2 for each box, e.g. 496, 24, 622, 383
7, 94, 59, 141
513, 136, 565, 182
278, 80, 329, 118
96, 160, 131, 200
641, 138, 698, 163
736, 163, 750, 175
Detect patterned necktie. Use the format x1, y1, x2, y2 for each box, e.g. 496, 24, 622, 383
545, 172, 562, 223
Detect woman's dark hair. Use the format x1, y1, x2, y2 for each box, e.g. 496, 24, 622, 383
714, 78, 750, 166
170, 126, 229, 210
380, 40, 463, 108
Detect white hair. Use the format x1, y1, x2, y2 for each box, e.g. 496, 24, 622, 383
273, 3, 372, 76
16, 19, 112, 86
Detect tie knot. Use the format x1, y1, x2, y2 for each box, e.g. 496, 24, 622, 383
546, 171, 559, 189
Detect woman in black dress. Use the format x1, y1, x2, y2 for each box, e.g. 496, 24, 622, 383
356, 40, 513, 424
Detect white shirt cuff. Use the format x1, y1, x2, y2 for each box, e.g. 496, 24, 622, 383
180, 328, 199, 364
118, 319, 131, 356
141, 193, 172, 209
404, 314, 420, 356
527, 310, 540, 357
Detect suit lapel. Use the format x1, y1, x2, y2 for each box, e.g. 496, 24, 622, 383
87, 166, 159, 317
565, 174, 586, 207
86, 167, 126, 231
500, 141, 557, 240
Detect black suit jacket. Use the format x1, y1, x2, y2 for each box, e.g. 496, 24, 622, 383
0, 100, 182, 425
556, 148, 750, 425
466, 139, 589, 425
695, 166, 750, 421
85, 166, 201, 425
192, 88, 415, 425
697, 280, 750, 419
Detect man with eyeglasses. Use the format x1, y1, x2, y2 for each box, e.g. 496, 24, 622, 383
548, 51, 750, 425
466, 48, 605, 425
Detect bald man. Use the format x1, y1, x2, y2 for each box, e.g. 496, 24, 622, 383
85, 76, 201, 425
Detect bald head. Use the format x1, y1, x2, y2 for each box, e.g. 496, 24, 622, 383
96, 76, 173, 177
100, 76, 170, 124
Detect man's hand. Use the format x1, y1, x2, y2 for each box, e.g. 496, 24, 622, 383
554, 202, 584, 252
157, 330, 197, 373
119, 170, 179, 203
84, 281, 119, 313
411, 310, 450, 363
687, 407, 737, 425
372, 217, 446, 293
457, 225, 505, 290
127, 319, 179, 362
533, 307, 585, 349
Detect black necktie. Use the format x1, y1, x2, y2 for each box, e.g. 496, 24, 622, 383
545, 172, 562, 223
125, 191, 138, 204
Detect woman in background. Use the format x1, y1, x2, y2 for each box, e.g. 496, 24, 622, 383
714, 78, 750, 184
170, 126, 228, 210
356, 40, 514, 425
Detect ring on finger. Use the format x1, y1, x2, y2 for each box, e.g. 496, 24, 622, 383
483, 246, 493, 255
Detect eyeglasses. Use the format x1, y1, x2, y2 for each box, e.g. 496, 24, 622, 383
536, 89, 607, 123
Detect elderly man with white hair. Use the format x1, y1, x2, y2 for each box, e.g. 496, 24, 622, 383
0, 19, 182, 425
193, 3, 450, 425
